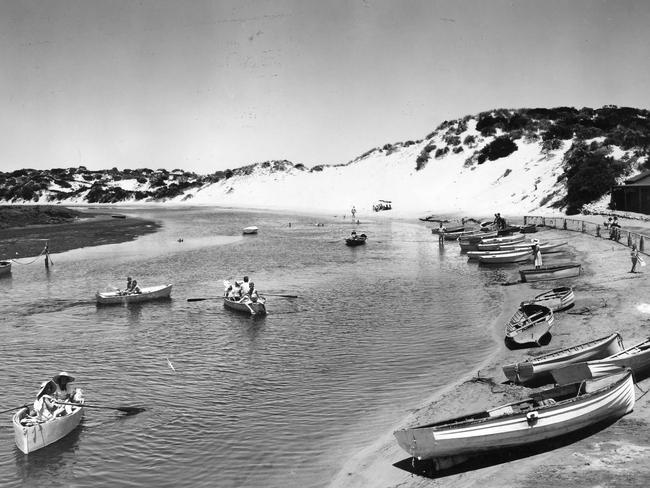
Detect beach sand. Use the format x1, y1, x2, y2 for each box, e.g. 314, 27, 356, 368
331, 222, 650, 488
0, 207, 161, 260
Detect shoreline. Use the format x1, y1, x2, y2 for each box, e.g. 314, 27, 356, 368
331, 225, 650, 487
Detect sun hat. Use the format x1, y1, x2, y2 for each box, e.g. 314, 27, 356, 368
52, 372, 75, 383
37, 380, 56, 398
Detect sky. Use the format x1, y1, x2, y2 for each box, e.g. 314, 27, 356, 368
2, 0, 650, 175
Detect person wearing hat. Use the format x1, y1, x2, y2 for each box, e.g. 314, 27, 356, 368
52, 372, 82, 415
33, 380, 57, 420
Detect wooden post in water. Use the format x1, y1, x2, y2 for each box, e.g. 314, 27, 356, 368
627, 232, 632, 247
640, 236, 645, 252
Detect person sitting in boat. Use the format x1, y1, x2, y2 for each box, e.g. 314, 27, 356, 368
224, 284, 234, 298
32, 380, 57, 421
232, 281, 242, 299
52, 372, 82, 415
130, 280, 142, 294
247, 282, 259, 303
240, 276, 250, 295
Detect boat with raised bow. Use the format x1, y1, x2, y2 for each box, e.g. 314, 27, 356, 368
520, 286, 575, 312
0, 260, 11, 276
394, 369, 634, 464
502, 332, 624, 385
505, 304, 554, 348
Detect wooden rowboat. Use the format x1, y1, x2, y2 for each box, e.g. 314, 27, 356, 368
394, 369, 634, 465
519, 263, 582, 283
520, 286, 575, 312
477, 235, 526, 251
0, 260, 11, 276
243, 226, 259, 234
502, 332, 624, 385
96, 284, 173, 305
505, 304, 554, 349
499, 241, 567, 254
13, 395, 84, 453
345, 234, 367, 246
223, 296, 267, 315
431, 224, 464, 235
552, 337, 650, 385
478, 250, 532, 264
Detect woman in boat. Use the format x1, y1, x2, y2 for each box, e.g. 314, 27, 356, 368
32, 381, 57, 421
532, 239, 543, 269
52, 372, 81, 415
130, 280, 141, 294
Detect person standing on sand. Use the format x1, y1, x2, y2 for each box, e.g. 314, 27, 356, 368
630, 245, 640, 273
532, 239, 543, 269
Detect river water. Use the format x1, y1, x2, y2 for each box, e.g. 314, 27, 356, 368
0, 207, 503, 488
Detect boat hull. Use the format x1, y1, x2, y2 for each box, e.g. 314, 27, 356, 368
502, 332, 624, 385
478, 250, 532, 264
243, 226, 259, 234
96, 284, 173, 305
345, 237, 367, 246
394, 370, 634, 460
505, 304, 554, 348
13, 404, 84, 454
223, 297, 267, 315
519, 264, 582, 282
0, 260, 11, 276
520, 286, 575, 312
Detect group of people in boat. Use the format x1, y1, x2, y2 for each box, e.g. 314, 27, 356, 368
21, 372, 82, 424
117, 276, 142, 295
224, 276, 260, 303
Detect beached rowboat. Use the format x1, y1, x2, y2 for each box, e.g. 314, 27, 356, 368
223, 296, 267, 315
394, 369, 634, 465
477, 235, 527, 251
551, 337, 650, 385
499, 241, 567, 254
13, 398, 84, 454
96, 284, 173, 305
505, 304, 554, 348
502, 332, 624, 385
519, 263, 582, 282
431, 224, 464, 235
0, 260, 11, 276
477, 250, 532, 264
520, 286, 575, 312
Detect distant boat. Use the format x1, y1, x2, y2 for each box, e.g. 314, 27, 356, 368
345, 233, 367, 246
519, 263, 582, 283
502, 332, 624, 385
431, 224, 464, 235
111, 214, 126, 219
520, 286, 576, 312
223, 296, 267, 315
96, 284, 173, 305
477, 234, 527, 251
394, 369, 635, 465
498, 241, 567, 254
519, 223, 538, 233
505, 304, 554, 348
478, 250, 532, 264
552, 337, 650, 385
243, 226, 259, 235
0, 260, 11, 276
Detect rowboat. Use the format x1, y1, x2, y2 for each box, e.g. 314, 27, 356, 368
0, 260, 11, 276
458, 231, 499, 251
13, 394, 84, 454
478, 250, 532, 264
505, 304, 554, 348
394, 369, 634, 465
519, 224, 538, 233
243, 226, 259, 234
477, 235, 527, 251
467, 249, 525, 260
520, 286, 576, 312
431, 224, 464, 235
500, 241, 567, 254
345, 234, 367, 246
519, 263, 582, 283
223, 296, 267, 315
96, 284, 173, 305
552, 337, 650, 385
502, 332, 624, 385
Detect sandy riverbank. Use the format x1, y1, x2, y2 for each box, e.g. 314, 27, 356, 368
0, 206, 161, 260
331, 223, 650, 488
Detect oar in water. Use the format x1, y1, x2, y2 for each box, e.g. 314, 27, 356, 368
187, 297, 221, 302
55, 401, 145, 415
260, 293, 299, 298
0, 404, 29, 415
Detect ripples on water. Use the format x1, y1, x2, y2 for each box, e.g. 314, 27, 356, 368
0, 208, 501, 487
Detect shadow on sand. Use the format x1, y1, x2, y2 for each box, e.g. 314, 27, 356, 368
393, 418, 620, 479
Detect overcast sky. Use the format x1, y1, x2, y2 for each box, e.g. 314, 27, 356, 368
1, 0, 649, 174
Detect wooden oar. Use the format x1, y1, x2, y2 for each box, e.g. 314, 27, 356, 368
187, 297, 221, 302
0, 404, 29, 415
55, 401, 145, 415
261, 293, 299, 298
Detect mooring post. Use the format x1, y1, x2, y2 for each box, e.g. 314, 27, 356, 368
640, 236, 645, 252
596, 225, 601, 237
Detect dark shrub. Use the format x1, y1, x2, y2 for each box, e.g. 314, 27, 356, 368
479, 136, 518, 161
434, 147, 449, 159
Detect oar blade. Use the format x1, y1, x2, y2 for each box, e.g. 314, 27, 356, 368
116, 406, 146, 415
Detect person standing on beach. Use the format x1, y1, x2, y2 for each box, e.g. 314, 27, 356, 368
532, 240, 542, 269
351, 206, 356, 220
630, 245, 640, 273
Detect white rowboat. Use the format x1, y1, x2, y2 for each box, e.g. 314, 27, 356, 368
96, 284, 173, 305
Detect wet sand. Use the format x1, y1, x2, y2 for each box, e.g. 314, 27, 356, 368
332, 219, 650, 488
0, 206, 161, 260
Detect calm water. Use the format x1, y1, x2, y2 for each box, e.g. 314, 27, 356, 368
0, 207, 503, 488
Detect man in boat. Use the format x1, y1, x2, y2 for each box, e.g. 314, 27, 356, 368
247, 282, 260, 303
52, 372, 82, 415
130, 280, 142, 294
240, 276, 250, 295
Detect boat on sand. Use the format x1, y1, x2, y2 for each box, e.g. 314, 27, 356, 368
394, 369, 634, 466
505, 304, 554, 348
520, 286, 575, 312
519, 263, 582, 282
96, 284, 173, 305
502, 332, 624, 385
